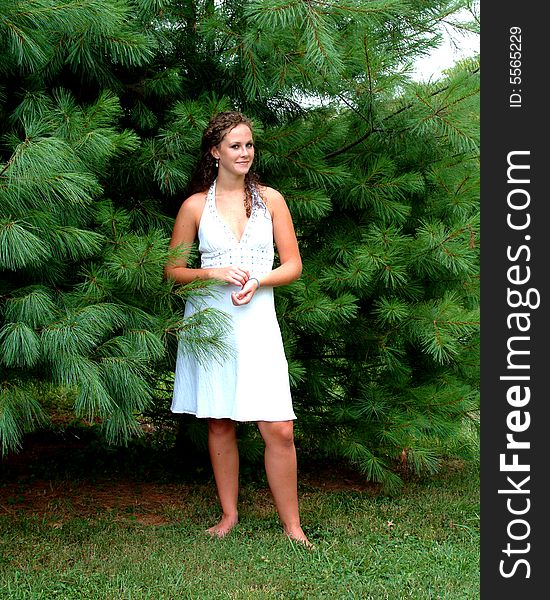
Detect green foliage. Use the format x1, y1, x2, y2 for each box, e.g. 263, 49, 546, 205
0, 0, 479, 490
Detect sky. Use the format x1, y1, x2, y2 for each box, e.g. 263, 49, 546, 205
412, 12, 480, 81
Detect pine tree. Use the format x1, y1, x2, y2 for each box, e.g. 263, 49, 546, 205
0, 0, 229, 454
1, 0, 479, 490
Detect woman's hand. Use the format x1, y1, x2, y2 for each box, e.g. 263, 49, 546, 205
231, 278, 259, 306
207, 266, 250, 287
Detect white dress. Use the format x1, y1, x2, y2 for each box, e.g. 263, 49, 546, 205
171, 180, 296, 422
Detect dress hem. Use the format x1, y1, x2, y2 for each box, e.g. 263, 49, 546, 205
171, 409, 296, 422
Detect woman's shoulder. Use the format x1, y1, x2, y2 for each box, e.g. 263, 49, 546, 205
185, 190, 209, 205
258, 185, 284, 200
175, 190, 208, 223
182, 190, 208, 211
257, 185, 286, 211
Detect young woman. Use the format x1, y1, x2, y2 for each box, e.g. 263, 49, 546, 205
165, 111, 311, 547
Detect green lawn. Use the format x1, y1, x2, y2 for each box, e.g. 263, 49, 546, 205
0, 440, 479, 600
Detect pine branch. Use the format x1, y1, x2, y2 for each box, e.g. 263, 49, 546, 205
325, 66, 479, 159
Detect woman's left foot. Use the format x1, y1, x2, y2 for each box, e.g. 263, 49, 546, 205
285, 527, 315, 549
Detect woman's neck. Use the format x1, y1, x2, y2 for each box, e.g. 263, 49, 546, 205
215, 172, 246, 194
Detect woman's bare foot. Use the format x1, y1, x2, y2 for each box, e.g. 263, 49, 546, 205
284, 527, 315, 549
206, 514, 238, 538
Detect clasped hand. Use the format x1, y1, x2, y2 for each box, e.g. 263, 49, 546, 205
207, 266, 259, 306
231, 277, 259, 306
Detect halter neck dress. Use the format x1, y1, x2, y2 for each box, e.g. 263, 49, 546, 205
171, 180, 296, 422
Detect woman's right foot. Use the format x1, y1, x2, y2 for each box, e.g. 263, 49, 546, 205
206, 514, 238, 538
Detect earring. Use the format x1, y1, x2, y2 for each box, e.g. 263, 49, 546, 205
215, 159, 219, 168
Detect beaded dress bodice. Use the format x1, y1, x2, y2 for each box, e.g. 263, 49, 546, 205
198, 180, 274, 277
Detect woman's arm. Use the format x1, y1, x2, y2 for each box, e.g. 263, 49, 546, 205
231, 187, 301, 306
260, 187, 302, 287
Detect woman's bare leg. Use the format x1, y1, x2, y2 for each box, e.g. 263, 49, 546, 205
206, 418, 239, 537
257, 420, 312, 546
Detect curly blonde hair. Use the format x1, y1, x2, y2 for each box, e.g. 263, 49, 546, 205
186, 111, 262, 217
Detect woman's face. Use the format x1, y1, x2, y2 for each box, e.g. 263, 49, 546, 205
211, 124, 254, 176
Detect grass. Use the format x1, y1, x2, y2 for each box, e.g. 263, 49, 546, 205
0, 434, 479, 600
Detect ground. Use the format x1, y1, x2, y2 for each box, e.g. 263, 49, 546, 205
0, 428, 376, 524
